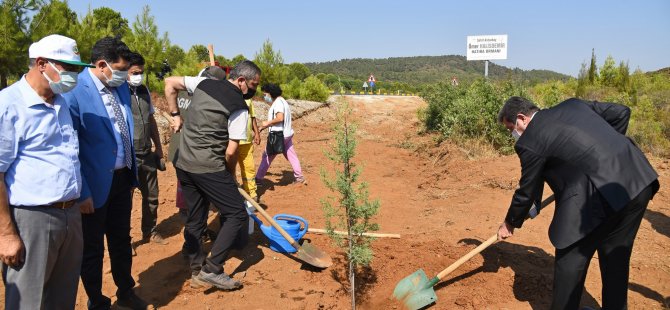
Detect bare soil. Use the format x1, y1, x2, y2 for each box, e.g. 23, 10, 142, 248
2, 95, 668, 309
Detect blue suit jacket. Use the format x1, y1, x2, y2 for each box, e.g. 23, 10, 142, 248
63, 70, 139, 208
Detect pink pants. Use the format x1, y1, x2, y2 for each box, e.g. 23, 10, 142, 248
256, 135, 304, 181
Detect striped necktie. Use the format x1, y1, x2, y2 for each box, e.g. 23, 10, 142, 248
104, 88, 133, 169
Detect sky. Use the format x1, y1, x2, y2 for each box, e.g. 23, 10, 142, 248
65, 0, 670, 77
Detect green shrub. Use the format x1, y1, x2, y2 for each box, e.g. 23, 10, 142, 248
419, 79, 526, 154
299, 75, 330, 102
280, 78, 302, 99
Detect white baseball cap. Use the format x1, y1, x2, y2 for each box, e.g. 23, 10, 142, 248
28, 34, 94, 68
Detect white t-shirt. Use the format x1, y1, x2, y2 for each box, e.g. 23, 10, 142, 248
267, 96, 293, 137
183, 76, 248, 141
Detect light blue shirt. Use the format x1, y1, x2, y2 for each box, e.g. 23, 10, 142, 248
88, 68, 129, 169
0, 76, 82, 206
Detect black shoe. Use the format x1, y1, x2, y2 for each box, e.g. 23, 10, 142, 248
87, 295, 111, 310
117, 290, 150, 310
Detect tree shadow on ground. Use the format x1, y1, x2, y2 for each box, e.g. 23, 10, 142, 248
644, 209, 670, 239
628, 282, 670, 308
434, 238, 600, 309
328, 254, 379, 305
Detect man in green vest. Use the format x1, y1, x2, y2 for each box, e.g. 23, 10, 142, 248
126, 52, 167, 245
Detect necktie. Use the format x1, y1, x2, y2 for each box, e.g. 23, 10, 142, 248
105, 88, 133, 169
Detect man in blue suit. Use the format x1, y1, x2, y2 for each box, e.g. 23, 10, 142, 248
63, 37, 149, 310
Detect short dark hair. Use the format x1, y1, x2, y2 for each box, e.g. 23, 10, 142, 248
229, 60, 261, 81
497, 96, 540, 123
126, 51, 145, 67
261, 83, 282, 98
90, 36, 131, 64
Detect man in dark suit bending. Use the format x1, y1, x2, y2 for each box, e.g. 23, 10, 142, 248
496, 97, 659, 310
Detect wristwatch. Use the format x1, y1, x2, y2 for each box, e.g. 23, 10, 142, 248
170, 111, 180, 116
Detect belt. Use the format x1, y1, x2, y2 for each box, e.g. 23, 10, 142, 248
46, 200, 77, 209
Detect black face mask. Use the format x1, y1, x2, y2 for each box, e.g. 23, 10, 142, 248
243, 87, 256, 99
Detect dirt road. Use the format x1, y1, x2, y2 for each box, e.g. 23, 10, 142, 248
2, 95, 668, 309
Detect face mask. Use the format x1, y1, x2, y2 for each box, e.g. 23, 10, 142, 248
103, 60, 128, 87
511, 119, 521, 141
128, 74, 143, 87
243, 82, 256, 99
264, 95, 272, 103
43, 62, 78, 94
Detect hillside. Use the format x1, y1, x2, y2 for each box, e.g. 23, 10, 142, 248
304, 55, 571, 86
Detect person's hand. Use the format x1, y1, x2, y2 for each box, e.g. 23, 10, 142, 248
497, 221, 514, 241
253, 134, 261, 145
261, 120, 270, 128
77, 197, 94, 214
0, 233, 25, 267
171, 115, 182, 133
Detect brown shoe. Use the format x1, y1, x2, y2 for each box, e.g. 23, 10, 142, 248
150, 233, 169, 245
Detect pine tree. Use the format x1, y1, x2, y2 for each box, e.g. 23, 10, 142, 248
588, 48, 598, 84
321, 99, 380, 309
124, 5, 168, 88
600, 55, 617, 87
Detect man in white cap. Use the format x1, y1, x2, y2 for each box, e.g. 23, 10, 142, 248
0, 34, 93, 309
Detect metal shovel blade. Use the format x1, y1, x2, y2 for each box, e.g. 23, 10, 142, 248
237, 188, 333, 269
297, 240, 333, 268
392, 269, 438, 310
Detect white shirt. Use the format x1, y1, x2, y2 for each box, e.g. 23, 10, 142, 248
267, 96, 293, 137
88, 68, 128, 169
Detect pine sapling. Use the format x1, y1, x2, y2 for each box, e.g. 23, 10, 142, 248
321, 98, 380, 310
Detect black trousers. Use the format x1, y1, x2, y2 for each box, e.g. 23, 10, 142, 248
136, 153, 159, 236
176, 167, 248, 275
80, 168, 135, 309
551, 181, 658, 310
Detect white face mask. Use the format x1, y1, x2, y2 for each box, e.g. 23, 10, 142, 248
511, 119, 521, 141
43, 62, 78, 94
103, 60, 128, 87
128, 74, 143, 87
264, 95, 272, 103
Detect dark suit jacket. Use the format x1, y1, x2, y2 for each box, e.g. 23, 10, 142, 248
505, 98, 658, 249
63, 70, 139, 208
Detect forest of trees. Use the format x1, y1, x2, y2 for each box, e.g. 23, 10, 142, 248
304, 55, 571, 93
0, 0, 330, 101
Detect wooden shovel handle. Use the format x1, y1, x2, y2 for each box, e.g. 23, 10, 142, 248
435, 234, 497, 281
207, 44, 216, 66
435, 194, 556, 281
237, 188, 301, 249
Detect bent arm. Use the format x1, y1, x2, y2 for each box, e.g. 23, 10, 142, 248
505, 145, 546, 228
164, 76, 186, 132
582, 99, 631, 134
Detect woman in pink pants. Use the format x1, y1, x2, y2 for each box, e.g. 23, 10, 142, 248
256, 83, 306, 186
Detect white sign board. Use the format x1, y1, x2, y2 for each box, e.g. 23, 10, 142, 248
466, 35, 508, 61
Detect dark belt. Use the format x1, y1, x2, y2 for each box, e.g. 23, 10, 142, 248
46, 200, 77, 209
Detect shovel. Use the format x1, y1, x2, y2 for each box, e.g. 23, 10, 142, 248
237, 188, 333, 269
393, 195, 555, 310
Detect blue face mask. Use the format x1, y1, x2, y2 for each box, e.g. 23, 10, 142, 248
264, 95, 272, 103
